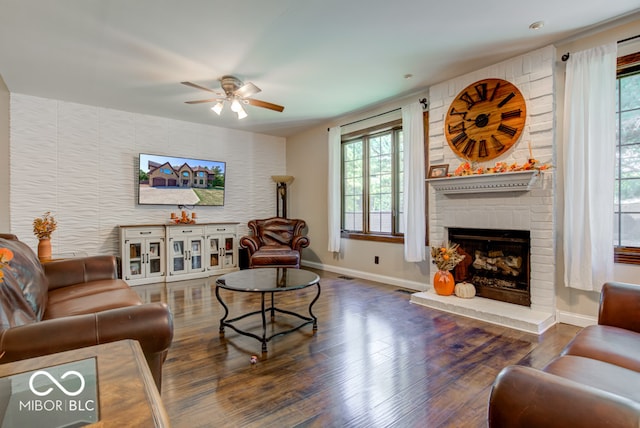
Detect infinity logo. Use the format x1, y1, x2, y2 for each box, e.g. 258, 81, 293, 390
29, 370, 85, 397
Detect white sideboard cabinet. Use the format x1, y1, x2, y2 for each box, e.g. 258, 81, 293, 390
120, 222, 240, 285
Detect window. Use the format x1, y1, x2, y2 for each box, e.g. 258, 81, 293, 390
342, 121, 404, 242
614, 51, 640, 263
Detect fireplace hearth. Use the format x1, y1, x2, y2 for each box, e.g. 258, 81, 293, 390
448, 228, 531, 307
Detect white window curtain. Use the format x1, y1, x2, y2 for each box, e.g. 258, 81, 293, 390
563, 42, 617, 291
327, 126, 341, 253
402, 102, 426, 262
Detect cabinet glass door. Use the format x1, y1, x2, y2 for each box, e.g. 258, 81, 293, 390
191, 238, 203, 270
147, 240, 163, 275
209, 237, 220, 268
224, 236, 234, 267
128, 242, 143, 277
171, 240, 186, 272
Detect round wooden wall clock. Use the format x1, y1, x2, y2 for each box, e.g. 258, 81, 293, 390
444, 78, 526, 162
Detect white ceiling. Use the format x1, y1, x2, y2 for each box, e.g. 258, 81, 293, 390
1, 1, 639, 137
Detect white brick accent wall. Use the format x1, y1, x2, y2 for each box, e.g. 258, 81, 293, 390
428, 45, 556, 315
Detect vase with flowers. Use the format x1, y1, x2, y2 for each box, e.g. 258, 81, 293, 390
430, 241, 466, 296
33, 211, 57, 261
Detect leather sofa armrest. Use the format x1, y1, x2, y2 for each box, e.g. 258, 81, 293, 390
291, 235, 310, 252
598, 281, 640, 333
43, 256, 118, 290
489, 365, 640, 428
0, 303, 173, 363
240, 236, 260, 255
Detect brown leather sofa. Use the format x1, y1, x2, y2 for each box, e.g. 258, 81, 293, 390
488, 281, 640, 427
0, 234, 173, 391
240, 217, 310, 268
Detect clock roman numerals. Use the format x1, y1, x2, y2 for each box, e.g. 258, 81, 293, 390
497, 92, 516, 108
449, 107, 467, 120
474, 82, 488, 101
478, 139, 488, 158
489, 82, 501, 101
491, 135, 505, 152
459, 92, 476, 109
461, 139, 476, 157
451, 131, 468, 148
448, 121, 466, 135
501, 109, 522, 120
497, 123, 517, 136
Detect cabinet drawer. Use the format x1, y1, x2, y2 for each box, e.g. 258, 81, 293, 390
167, 226, 205, 236
123, 227, 165, 239
207, 224, 237, 235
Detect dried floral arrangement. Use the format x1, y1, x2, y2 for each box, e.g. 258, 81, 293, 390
33, 211, 57, 239
0, 247, 13, 282
431, 241, 466, 271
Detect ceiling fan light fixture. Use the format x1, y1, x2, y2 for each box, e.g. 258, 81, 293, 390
211, 102, 224, 115
236, 105, 248, 119
230, 99, 242, 113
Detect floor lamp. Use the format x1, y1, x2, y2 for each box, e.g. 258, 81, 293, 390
271, 175, 294, 218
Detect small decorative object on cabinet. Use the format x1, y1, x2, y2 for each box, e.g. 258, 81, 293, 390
455, 281, 476, 299
120, 226, 166, 286
430, 241, 466, 296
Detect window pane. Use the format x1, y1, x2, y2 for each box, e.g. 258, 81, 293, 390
397, 130, 405, 234
618, 213, 640, 247
620, 109, 640, 144
343, 140, 363, 232
620, 73, 640, 111
616, 70, 640, 251
369, 133, 393, 233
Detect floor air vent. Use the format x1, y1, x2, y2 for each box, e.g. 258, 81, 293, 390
338, 275, 354, 280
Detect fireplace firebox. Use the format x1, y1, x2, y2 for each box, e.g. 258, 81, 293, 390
448, 228, 531, 307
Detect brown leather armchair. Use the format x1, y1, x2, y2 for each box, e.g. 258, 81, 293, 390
0, 234, 173, 391
240, 217, 310, 268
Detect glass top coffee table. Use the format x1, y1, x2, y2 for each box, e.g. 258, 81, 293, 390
215, 268, 321, 353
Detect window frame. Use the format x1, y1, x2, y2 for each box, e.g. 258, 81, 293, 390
614, 51, 640, 264
340, 119, 405, 243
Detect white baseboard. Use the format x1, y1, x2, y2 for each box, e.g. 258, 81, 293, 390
301, 260, 427, 291
556, 310, 597, 328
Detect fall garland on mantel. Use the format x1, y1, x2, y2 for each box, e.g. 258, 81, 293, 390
449, 142, 552, 177
451, 158, 552, 177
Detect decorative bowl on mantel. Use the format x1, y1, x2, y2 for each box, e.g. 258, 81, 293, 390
427, 170, 540, 195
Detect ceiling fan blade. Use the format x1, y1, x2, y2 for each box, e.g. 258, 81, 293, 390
234, 82, 261, 98
181, 81, 222, 94
185, 98, 222, 104
247, 98, 285, 112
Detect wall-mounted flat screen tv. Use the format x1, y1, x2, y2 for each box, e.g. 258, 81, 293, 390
138, 153, 226, 206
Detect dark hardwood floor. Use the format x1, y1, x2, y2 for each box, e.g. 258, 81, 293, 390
135, 269, 580, 428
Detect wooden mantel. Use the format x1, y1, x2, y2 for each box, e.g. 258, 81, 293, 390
427, 170, 540, 195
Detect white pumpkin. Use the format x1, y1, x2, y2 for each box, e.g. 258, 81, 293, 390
455, 282, 476, 299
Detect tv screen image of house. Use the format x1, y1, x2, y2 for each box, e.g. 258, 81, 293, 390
138, 153, 226, 206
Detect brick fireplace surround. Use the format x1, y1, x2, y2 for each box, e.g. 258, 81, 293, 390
411, 45, 556, 334
411, 172, 556, 334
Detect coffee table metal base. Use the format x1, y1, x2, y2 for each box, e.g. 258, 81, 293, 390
215, 286, 320, 353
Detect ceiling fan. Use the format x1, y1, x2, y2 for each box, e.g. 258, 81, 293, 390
181, 75, 284, 119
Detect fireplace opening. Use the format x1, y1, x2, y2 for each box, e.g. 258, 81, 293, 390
448, 228, 531, 307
